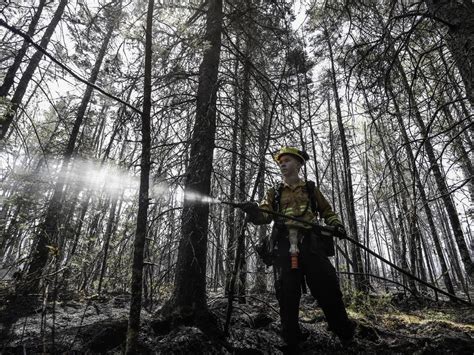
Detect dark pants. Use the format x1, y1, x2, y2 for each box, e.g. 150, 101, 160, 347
273, 231, 354, 345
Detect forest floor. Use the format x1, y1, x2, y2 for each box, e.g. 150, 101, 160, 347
0, 289, 473, 354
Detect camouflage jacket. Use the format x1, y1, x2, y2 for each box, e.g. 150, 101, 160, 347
253, 180, 342, 229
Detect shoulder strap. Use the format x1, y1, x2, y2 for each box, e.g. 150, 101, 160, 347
272, 182, 284, 212
306, 180, 317, 213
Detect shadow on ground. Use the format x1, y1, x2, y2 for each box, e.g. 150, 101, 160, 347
1, 292, 473, 354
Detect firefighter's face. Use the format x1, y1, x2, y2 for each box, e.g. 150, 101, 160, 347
278, 154, 301, 177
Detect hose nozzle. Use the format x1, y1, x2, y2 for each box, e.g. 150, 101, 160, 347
220, 201, 248, 209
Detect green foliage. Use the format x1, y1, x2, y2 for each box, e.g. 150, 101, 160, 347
157, 283, 174, 302
344, 290, 396, 318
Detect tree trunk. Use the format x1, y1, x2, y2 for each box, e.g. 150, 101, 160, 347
0, 0, 47, 97
0, 0, 67, 139
384, 80, 457, 295
329, 106, 353, 288
224, 37, 240, 295
253, 80, 271, 294
324, 26, 368, 292
436, 200, 470, 300
24, 9, 118, 292
369, 112, 414, 290
363, 124, 371, 276
97, 195, 118, 294
166, 0, 222, 321
439, 98, 474, 205
396, 58, 474, 279
236, 40, 252, 304
80, 198, 109, 292
424, 55, 474, 204
125, 0, 153, 351
424, 0, 474, 107
213, 205, 224, 291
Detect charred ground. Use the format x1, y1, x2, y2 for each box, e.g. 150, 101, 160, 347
1, 290, 472, 354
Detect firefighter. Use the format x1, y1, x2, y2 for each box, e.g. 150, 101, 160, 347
242, 146, 355, 350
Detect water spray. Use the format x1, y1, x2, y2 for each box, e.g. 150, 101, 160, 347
183, 191, 253, 210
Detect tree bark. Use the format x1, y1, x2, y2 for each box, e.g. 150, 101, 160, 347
0, 0, 47, 97
253, 80, 271, 294
236, 39, 252, 304
324, 26, 369, 292
224, 37, 240, 296
424, 0, 474, 107
125, 0, 153, 351
166, 0, 222, 320
212, 205, 224, 291
123, 1, 154, 352
97, 195, 118, 294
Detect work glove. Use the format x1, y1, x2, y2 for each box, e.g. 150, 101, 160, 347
334, 224, 347, 239
240, 201, 260, 216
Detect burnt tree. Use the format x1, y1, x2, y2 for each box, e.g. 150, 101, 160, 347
164, 0, 223, 322
125, 0, 153, 351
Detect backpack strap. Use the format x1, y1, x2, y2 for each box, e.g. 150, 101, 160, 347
305, 180, 318, 213
272, 182, 284, 213
306, 180, 335, 256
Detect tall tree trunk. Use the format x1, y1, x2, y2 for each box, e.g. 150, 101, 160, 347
64, 193, 91, 266
213, 205, 224, 291
439, 98, 474, 204
363, 124, 371, 276
80, 198, 109, 292
224, 37, 240, 295
396, 58, 474, 279
165, 203, 176, 284
384, 80, 457, 295
324, 26, 368, 292
369, 109, 412, 289
436, 200, 470, 299
0, 0, 47, 97
125, 0, 153, 351
253, 81, 271, 294
97, 195, 118, 294
423, 55, 474, 204
328, 104, 352, 288
424, 0, 474, 107
440, 48, 474, 153
302, 51, 320, 186
236, 40, 252, 304
24, 10, 118, 292
0, 0, 67, 139
166, 0, 222, 320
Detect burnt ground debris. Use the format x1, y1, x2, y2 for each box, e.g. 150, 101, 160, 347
0, 290, 472, 354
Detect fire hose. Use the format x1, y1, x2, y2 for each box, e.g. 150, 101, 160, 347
221, 201, 471, 322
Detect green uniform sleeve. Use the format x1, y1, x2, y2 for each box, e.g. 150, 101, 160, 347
314, 187, 342, 226
250, 188, 275, 225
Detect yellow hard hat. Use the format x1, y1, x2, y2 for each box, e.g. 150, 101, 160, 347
274, 146, 309, 164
